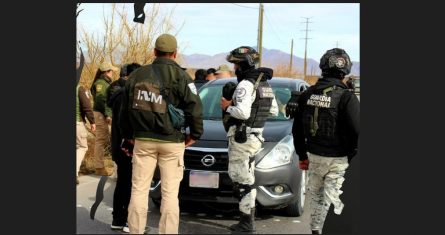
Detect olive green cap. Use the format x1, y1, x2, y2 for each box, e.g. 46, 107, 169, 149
155, 34, 177, 53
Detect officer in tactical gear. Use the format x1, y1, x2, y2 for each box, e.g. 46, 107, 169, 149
220, 46, 279, 233
292, 48, 360, 234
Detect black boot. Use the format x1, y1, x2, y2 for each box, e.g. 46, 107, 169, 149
229, 208, 255, 233
311, 229, 320, 234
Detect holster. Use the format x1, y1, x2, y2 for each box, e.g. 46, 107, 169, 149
234, 122, 247, 143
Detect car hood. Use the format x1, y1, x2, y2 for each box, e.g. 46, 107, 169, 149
189, 119, 295, 164
192, 120, 292, 148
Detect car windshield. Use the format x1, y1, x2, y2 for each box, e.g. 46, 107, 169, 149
199, 83, 292, 121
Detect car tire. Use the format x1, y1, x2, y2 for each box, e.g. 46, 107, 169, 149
285, 170, 307, 217
152, 198, 161, 208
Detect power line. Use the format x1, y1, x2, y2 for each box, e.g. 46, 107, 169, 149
263, 5, 291, 36
263, 11, 286, 44
231, 3, 258, 9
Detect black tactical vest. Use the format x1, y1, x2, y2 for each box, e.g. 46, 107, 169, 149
245, 80, 274, 128
302, 85, 346, 150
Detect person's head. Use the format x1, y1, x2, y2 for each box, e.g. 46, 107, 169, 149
194, 69, 207, 82
91, 61, 118, 89
206, 68, 216, 81
123, 63, 142, 80
226, 46, 260, 76
215, 64, 232, 78
94, 61, 118, 81
154, 34, 178, 60
319, 48, 352, 79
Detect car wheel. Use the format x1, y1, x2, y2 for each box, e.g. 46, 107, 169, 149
152, 198, 161, 208
285, 170, 307, 217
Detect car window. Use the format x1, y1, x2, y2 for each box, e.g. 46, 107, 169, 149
199, 83, 292, 121
270, 87, 291, 121
199, 85, 223, 120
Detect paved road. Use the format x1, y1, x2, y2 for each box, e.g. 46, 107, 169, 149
76, 174, 311, 234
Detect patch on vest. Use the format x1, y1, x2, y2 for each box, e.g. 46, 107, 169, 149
96, 84, 103, 92
188, 83, 198, 95
307, 94, 332, 108
258, 86, 274, 98
132, 81, 166, 113
236, 88, 246, 98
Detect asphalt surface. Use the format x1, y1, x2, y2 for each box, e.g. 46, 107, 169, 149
76, 174, 311, 234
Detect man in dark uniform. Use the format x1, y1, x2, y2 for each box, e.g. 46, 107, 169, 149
292, 48, 360, 234
107, 63, 141, 232
119, 34, 203, 234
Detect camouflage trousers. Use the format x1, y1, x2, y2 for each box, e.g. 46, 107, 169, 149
228, 134, 262, 214
307, 153, 349, 233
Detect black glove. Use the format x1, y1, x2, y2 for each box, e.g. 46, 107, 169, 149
285, 91, 303, 118
222, 82, 237, 100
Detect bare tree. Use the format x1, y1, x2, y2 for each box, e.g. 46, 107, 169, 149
78, 3, 182, 88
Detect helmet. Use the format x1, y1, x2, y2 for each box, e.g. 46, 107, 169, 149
319, 48, 352, 76
226, 46, 260, 67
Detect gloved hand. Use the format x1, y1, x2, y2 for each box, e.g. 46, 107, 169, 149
285, 91, 303, 118
299, 159, 309, 170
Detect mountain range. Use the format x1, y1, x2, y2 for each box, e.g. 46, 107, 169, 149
180, 47, 360, 76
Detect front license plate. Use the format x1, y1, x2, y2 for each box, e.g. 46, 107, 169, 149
189, 170, 219, 188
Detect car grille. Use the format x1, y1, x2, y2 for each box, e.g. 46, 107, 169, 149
184, 149, 229, 171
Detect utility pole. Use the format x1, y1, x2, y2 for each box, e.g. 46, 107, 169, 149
301, 17, 313, 80
289, 39, 294, 76
257, 3, 264, 67
335, 41, 340, 48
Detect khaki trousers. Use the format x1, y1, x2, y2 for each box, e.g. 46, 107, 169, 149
93, 111, 110, 169
76, 122, 88, 177
128, 140, 185, 234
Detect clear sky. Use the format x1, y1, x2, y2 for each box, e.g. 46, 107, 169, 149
77, 3, 360, 62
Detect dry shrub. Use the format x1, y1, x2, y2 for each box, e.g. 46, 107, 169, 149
78, 3, 183, 89
273, 64, 303, 79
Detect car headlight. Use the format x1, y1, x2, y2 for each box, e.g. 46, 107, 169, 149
256, 135, 294, 169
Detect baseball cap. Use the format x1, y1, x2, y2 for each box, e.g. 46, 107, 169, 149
215, 64, 231, 74
99, 61, 118, 72
155, 34, 177, 53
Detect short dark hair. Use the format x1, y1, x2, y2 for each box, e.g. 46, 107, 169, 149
194, 69, 207, 81
154, 48, 175, 57
126, 63, 142, 76
207, 68, 216, 75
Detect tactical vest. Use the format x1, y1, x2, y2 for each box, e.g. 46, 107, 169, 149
302, 85, 346, 149
76, 85, 82, 122
245, 80, 274, 128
